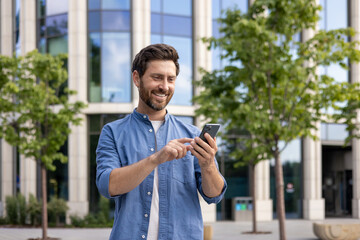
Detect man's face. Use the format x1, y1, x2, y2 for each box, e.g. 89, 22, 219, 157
137, 60, 176, 111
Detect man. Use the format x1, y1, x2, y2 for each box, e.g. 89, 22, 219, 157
96, 43, 227, 240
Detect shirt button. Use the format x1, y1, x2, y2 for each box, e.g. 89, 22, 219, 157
149, 129, 153, 133
150, 148, 154, 152
143, 115, 146, 119
142, 235, 145, 239
144, 214, 148, 217
147, 191, 151, 195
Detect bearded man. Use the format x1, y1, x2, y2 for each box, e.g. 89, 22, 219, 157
96, 43, 227, 240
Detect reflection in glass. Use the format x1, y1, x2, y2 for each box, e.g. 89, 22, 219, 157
163, 15, 192, 37
321, 123, 348, 141
89, 33, 101, 102
222, 0, 247, 13
38, 38, 46, 53
38, 0, 46, 18
102, 0, 130, 10
102, 11, 131, 31
48, 36, 68, 56
151, 0, 161, 12
102, 33, 131, 102
46, 0, 68, 16
319, 0, 347, 31
88, 11, 101, 31
151, 13, 162, 34
46, 14, 68, 37
163, 0, 191, 16
88, 0, 100, 10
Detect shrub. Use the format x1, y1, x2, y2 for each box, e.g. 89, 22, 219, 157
5, 195, 18, 225
18, 194, 26, 225
47, 196, 69, 227
27, 194, 41, 226
69, 215, 85, 228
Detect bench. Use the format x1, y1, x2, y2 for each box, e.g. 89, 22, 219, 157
313, 222, 360, 240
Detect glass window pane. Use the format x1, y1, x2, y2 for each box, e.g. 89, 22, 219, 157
212, 19, 220, 38
151, 0, 161, 12
46, 0, 68, 16
88, 11, 101, 31
102, 33, 131, 102
163, 15, 192, 37
48, 36, 68, 55
222, 0, 247, 13
89, 115, 101, 132
88, 0, 100, 10
151, 34, 162, 44
102, 0, 130, 10
163, 36, 193, 106
328, 124, 348, 141
327, 63, 348, 83
212, 0, 221, 19
46, 14, 68, 37
151, 13, 162, 34
163, 0, 192, 16
39, 18, 46, 37
326, 0, 347, 30
38, 38, 46, 53
38, 0, 45, 18
102, 11, 130, 31
89, 33, 102, 102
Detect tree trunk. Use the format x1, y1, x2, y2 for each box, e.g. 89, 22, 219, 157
251, 163, 257, 233
41, 164, 48, 240
274, 151, 286, 240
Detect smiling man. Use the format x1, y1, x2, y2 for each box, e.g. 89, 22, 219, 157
96, 44, 227, 240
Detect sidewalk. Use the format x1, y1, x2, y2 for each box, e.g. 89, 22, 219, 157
0, 218, 359, 240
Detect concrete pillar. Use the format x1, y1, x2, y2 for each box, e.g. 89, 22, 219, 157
67, 0, 89, 218
0, 0, 15, 217
350, 0, 360, 219
193, 0, 218, 222
19, 0, 37, 200
132, 0, 150, 108
255, 160, 273, 221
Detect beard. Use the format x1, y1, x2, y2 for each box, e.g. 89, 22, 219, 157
139, 79, 174, 111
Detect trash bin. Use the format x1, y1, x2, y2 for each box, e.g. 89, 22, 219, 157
232, 197, 253, 221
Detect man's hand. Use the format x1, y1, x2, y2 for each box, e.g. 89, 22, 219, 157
189, 133, 224, 198
189, 133, 218, 170
153, 138, 193, 164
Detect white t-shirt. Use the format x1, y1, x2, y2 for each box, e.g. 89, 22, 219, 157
147, 120, 163, 240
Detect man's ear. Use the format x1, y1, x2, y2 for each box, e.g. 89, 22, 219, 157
132, 70, 140, 88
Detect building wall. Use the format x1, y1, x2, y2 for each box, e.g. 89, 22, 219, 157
1, 0, 360, 222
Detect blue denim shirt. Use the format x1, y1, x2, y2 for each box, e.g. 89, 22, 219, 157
96, 109, 227, 240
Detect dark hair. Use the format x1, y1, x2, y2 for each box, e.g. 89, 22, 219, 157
132, 43, 180, 77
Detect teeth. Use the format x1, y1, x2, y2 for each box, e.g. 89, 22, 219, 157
154, 93, 166, 97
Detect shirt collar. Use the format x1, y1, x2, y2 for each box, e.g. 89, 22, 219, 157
133, 108, 170, 122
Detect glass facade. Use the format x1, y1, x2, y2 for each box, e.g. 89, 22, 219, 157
14, 0, 21, 55
88, 0, 131, 103
89, 114, 126, 212
36, 0, 69, 200
151, 0, 193, 106
212, 0, 248, 70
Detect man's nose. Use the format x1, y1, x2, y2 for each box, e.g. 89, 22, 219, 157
159, 80, 169, 91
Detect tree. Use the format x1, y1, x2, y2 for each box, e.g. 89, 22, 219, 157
194, 0, 360, 239
0, 50, 86, 239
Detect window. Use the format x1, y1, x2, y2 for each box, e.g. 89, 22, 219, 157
212, 0, 248, 70
88, 0, 131, 103
151, 0, 193, 106
89, 114, 126, 212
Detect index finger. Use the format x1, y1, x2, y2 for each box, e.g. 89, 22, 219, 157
176, 138, 194, 144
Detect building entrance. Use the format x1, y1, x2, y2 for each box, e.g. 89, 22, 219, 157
322, 145, 352, 217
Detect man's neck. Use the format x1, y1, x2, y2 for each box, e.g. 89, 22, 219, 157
136, 104, 166, 121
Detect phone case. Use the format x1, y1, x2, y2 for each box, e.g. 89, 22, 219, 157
199, 124, 220, 144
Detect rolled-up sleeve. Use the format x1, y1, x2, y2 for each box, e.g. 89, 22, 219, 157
196, 157, 227, 204
96, 124, 121, 199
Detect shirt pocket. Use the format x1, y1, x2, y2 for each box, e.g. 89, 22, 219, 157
172, 154, 195, 184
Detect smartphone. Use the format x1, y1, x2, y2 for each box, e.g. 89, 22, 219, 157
199, 124, 220, 144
